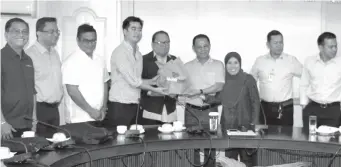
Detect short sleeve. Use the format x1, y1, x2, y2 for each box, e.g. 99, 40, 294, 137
62, 55, 83, 86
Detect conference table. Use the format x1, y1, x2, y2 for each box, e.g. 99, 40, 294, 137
4, 124, 341, 167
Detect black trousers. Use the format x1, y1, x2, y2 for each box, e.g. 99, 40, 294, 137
225, 148, 257, 167
185, 105, 217, 167
260, 99, 293, 126
105, 101, 138, 127
303, 101, 341, 129
36, 102, 60, 138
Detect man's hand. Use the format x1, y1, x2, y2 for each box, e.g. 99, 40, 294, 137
32, 122, 37, 132
150, 75, 161, 85
99, 105, 107, 120
88, 108, 102, 120
153, 87, 169, 96
1, 122, 16, 140
168, 94, 178, 99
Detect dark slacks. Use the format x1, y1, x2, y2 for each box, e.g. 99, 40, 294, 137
105, 101, 138, 127
184, 105, 217, 167
260, 99, 294, 126
225, 148, 257, 167
303, 101, 341, 129
36, 102, 60, 138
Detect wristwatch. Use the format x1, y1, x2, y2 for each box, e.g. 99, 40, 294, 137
1, 121, 6, 125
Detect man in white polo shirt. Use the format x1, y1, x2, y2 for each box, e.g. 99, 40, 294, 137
300, 32, 341, 129
62, 24, 109, 123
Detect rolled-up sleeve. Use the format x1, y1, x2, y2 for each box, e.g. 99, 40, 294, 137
111, 49, 142, 88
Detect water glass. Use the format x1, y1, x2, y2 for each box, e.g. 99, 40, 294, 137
309, 115, 317, 134
209, 112, 219, 134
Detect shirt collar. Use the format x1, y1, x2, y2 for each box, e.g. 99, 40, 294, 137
153, 52, 170, 58
314, 53, 338, 64
4, 43, 29, 60
123, 40, 139, 52
34, 41, 52, 54
76, 47, 99, 60
265, 52, 285, 60
195, 57, 213, 64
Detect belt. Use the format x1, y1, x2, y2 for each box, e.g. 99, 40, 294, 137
38, 102, 59, 108
310, 101, 340, 108
186, 103, 220, 111
261, 99, 293, 107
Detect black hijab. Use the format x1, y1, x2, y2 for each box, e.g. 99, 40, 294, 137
221, 52, 247, 108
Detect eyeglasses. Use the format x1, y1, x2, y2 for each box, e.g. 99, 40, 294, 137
40, 29, 60, 35
154, 41, 170, 46
8, 29, 29, 36
80, 39, 97, 45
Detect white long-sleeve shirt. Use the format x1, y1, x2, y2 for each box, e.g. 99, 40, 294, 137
109, 41, 143, 104
300, 54, 341, 105
251, 53, 303, 102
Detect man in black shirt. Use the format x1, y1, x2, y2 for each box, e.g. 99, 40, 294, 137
1, 18, 36, 139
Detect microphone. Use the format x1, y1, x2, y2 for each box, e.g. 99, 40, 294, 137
24, 116, 75, 148
2, 140, 32, 164
125, 98, 141, 137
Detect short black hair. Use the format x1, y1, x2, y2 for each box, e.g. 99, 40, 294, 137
36, 17, 57, 32
122, 16, 143, 30
267, 30, 283, 42
192, 34, 210, 46
5, 17, 29, 32
152, 30, 169, 42
317, 32, 336, 46
77, 24, 97, 39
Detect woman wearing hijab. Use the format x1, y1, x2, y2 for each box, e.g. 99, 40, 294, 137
220, 52, 260, 166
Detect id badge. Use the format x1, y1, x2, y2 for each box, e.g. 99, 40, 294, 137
268, 73, 274, 82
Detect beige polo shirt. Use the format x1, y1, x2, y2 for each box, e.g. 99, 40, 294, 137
26, 41, 63, 103
185, 58, 225, 106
